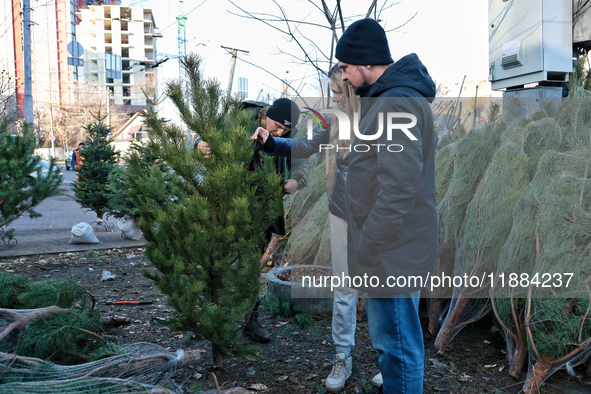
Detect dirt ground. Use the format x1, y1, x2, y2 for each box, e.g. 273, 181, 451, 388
1, 247, 590, 394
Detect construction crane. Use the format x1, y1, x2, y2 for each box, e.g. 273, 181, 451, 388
176, 0, 187, 80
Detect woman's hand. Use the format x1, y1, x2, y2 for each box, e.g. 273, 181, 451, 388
197, 141, 211, 159
283, 179, 299, 194
251, 127, 270, 144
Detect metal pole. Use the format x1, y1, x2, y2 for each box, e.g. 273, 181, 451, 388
49, 106, 55, 158
23, 0, 33, 124
106, 88, 111, 128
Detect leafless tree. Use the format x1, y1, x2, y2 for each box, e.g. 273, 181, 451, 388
228, 0, 416, 98
35, 82, 129, 152
0, 69, 16, 119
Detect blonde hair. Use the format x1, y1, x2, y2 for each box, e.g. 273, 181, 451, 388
327, 64, 359, 157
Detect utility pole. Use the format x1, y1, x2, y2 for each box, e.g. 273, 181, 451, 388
221, 46, 249, 95
49, 105, 55, 158
106, 88, 111, 128
23, 0, 33, 124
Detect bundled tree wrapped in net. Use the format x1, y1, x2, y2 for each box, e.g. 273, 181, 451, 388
436, 118, 562, 352
492, 95, 591, 382
0, 342, 201, 392
429, 120, 504, 334
518, 148, 591, 393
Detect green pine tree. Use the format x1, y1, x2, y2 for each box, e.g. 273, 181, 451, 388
73, 117, 119, 222
0, 119, 62, 244
126, 54, 283, 366
107, 141, 170, 221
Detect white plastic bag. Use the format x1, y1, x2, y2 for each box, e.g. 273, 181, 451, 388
70, 222, 99, 244
118, 215, 141, 240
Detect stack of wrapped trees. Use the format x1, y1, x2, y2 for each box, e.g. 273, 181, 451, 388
431, 97, 591, 393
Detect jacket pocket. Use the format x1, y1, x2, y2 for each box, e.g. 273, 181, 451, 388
348, 198, 371, 230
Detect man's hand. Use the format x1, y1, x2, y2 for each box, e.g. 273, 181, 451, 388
197, 141, 211, 159
284, 179, 299, 194
251, 127, 270, 144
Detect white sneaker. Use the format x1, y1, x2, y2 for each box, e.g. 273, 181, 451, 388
371, 372, 383, 387
325, 353, 352, 392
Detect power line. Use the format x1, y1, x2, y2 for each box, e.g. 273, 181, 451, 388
157, 0, 207, 34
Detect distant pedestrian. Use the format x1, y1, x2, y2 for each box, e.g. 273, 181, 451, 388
72, 142, 85, 168
72, 142, 86, 184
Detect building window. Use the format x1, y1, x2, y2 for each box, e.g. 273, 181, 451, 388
237, 77, 248, 98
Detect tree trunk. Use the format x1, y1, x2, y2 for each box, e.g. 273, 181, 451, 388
0, 306, 68, 342
212, 344, 224, 368
260, 233, 283, 270
509, 338, 528, 379
356, 296, 366, 322
428, 298, 444, 336
434, 296, 470, 352
522, 362, 551, 394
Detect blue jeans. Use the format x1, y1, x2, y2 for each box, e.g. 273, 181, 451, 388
366, 291, 423, 394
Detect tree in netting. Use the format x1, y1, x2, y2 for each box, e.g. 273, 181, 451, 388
73, 117, 120, 223
426, 141, 456, 333
492, 94, 591, 381
435, 117, 562, 352
125, 54, 283, 366
0, 378, 176, 394
0, 120, 62, 246
429, 119, 504, 335
0, 342, 201, 392
519, 149, 591, 393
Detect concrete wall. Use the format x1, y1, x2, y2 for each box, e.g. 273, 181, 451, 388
35, 147, 66, 160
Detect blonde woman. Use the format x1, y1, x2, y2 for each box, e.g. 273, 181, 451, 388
252, 64, 382, 392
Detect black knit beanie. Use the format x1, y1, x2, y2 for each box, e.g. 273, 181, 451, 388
266, 98, 301, 129
335, 18, 393, 65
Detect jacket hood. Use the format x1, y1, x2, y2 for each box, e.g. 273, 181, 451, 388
358, 53, 436, 102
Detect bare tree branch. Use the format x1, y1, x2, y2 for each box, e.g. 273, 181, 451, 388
272, 0, 328, 76
227, 0, 290, 36
366, 0, 378, 17
336, 0, 345, 32
385, 12, 417, 32
319, 0, 339, 43
226, 10, 331, 30
234, 55, 311, 107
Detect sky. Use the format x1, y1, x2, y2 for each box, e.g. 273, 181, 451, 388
134, 0, 490, 122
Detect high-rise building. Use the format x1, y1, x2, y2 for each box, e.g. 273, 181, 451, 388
0, 0, 86, 115
76, 3, 158, 106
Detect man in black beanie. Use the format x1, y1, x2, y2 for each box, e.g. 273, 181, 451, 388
336, 18, 437, 394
